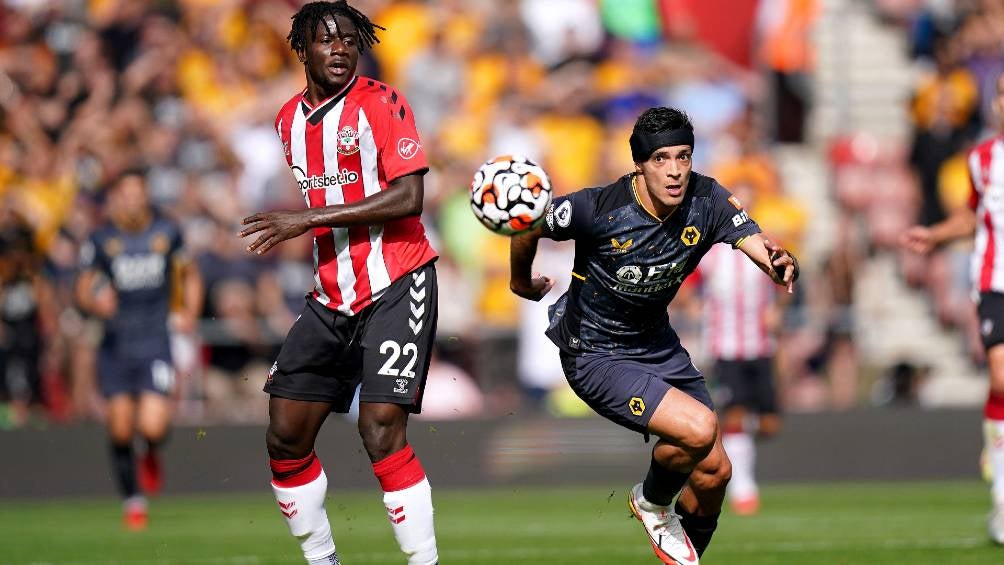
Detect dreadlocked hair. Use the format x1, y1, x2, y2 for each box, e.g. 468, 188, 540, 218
287, 1, 384, 53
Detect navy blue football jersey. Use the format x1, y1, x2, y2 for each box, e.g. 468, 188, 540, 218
541, 172, 761, 356
80, 214, 185, 358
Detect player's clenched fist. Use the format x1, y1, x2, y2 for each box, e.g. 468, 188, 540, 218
510, 273, 555, 302
763, 238, 799, 292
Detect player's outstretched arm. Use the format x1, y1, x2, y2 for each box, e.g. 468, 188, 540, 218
240, 173, 425, 255
738, 233, 799, 293
900, 205, 976, 254
509, 225, 554, 301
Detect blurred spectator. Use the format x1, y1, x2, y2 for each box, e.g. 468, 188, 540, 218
519, 0, 604, 67
403, 28, 465, 139
600, 0, 662, 45
871, 360, 926, 406
756, 0, 819, 143
908, 34, 979, 226
201, 278, 274, 423
0, 204, 57, 427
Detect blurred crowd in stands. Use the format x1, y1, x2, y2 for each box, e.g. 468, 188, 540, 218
3, 0, 948, 428
846, 1, 1004, 387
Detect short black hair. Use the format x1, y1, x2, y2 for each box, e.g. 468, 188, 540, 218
632, 107, 693, 135
106, 167, 147, 193
287, 1, 384, 54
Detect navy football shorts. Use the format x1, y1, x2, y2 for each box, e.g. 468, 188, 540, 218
713, 357, 778, 415
98, 352, 175, 398
264, 262, 438, 413
559, 347, 713, 435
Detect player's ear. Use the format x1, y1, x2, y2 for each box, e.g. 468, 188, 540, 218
296, 49, 306, 64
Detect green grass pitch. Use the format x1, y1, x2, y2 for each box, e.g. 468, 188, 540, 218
1, 481, 1001, 564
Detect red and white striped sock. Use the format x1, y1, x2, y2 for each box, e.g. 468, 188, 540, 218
373, 444, 438, 565
270, 452, 338, 564
986, 393, 1004, 507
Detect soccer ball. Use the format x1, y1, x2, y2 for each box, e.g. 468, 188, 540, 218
470, 155, 552, 235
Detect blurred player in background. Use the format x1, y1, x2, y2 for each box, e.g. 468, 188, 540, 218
902, 72, 1004, 545
510, 107, 798, 564
694, 232, 783, 516
75, 172, 203, 530
0, 209, 56, 428
239, 2, 440, 564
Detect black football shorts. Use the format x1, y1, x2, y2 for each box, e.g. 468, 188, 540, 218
264, 261, 438, 413
978, 291, 1004, 351
713, 357, 778, 415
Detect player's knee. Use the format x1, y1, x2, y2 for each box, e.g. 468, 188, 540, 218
137, 420, 169, 444
357, 412, 407, 462
680, 410, 717, 460
265, 421, 310, 460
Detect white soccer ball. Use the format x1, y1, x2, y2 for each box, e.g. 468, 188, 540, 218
470, 155, 553, 236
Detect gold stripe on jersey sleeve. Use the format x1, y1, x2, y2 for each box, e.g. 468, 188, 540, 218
571, 271, 586, 281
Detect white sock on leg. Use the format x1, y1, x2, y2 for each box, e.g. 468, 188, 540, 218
270, 453, 337, 564
384, 477, 437, 564
373, 445, 438, 565
986, 419, 1004, 507
723, 432, 757, 500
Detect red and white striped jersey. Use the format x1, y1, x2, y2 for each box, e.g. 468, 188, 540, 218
698, 245, 777, 360
968, 136, 1004, 295
275, 76, 437, 315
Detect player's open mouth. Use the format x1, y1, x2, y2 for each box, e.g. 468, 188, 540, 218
666, 185, 683, 197
328, 62, 350, 75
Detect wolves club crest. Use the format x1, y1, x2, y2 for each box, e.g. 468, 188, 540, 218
336, 126, 360, 155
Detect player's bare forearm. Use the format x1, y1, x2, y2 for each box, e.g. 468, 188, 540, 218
240, 174, 425, 255
739, 233, 799, 292
310, 173, 425, 227
931, 207, 977, 246
510, 227, 555, 301
178, 261, 204, 334
510, 227, 541, 288
902, 206, 976, 253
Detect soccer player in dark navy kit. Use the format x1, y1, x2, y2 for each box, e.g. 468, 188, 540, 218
76, 172, 203, 530
510, 107, 798, 565
239, 3, 440, 564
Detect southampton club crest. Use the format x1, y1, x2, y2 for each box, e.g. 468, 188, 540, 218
336, 125, 360, 155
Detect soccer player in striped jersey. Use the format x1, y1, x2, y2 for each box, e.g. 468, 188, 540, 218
510, 107, 799, 564
239, 3, 438, 564
695, 240, 783, 516
902, 72, 1004, 546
